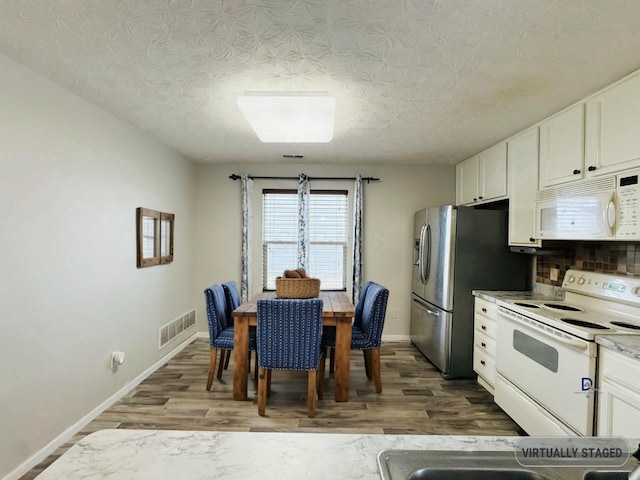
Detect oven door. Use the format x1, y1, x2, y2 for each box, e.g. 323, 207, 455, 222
496, 307, 597, 436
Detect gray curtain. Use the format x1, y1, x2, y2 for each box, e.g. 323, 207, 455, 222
296, 173, 310, 270
240, 174, 253, 303
351, 174, 363, 304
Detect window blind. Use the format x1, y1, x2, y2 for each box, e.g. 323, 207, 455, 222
262, 190, 348, 290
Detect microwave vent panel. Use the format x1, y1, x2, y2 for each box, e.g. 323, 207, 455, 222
536, 176, 616, 201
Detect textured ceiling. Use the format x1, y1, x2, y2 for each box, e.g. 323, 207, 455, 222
3, 1, 640, 166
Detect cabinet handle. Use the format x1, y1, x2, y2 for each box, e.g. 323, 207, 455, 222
481, 325, 487, 330
573, 169, 581, 175
480, 360, 486, 366
473, 197, 478, 202
588, 165, 596, 172
481, 342, 486, 347
529, 237, 535, 242
478, 196, 483, 200
481, 307, 487, 312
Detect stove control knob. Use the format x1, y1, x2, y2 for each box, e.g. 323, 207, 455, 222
577, 277, 586, 285
567, 275, 576, 284
633, 287, 640, 297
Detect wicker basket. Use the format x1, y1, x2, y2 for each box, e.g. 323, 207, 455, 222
275, 277, 321, 299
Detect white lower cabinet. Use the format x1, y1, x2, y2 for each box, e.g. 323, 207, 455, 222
473, 297, 498, 394
596, 347, 640, 437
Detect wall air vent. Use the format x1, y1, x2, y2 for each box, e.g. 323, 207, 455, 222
159, 308, 196, 348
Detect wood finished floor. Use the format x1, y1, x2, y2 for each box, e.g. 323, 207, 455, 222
20, 338, 524, 479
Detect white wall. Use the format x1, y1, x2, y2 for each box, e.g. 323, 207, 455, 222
0, 53, 197, 479
193, 162, 456, 337
0, 48, 458, 480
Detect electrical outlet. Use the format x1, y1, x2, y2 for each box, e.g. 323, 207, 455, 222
550, 268, 559, 282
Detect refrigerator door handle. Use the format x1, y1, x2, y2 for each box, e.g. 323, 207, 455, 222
423, 224, 432, 284
418, 224, 427, 284
412, 297, 439, 317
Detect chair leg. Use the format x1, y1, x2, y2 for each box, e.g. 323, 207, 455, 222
224, 349, 232, 370
329, 347, 335, 375
217, 350, 226, 379
258, 367, 268, 416
307, 370, 317, 418
317, 350, 326, 400
363, 350, 373, 379
253, 353, 259, 383
371, 348, 382, 393
206, 348, 218, 391
266, 369, 272, 397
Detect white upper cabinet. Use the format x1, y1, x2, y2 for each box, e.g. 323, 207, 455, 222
539, 103, 585, 189
507, 128, 541, 247
585, 72, 640, 176
480, 143, 508, 200
457, 155, 481, 205
456, 143, 507, 205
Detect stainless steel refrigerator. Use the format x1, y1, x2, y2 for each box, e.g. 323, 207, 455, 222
410, 205, 529, 378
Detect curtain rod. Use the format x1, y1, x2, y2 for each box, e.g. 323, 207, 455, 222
228, 174, 380, 183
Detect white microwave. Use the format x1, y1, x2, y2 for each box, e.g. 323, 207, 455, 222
535, 169, 640, 240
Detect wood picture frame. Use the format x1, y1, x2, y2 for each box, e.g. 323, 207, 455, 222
137, 207, 174, 268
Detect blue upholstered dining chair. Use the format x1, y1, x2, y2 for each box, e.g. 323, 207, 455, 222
327, 281, 375, 375
354, 281, 375, 325
322, 282, 389, 394
222, 281, 242, 313
220, 281, 242, 371
256, 298, 324, 417
204, 283, 256, 390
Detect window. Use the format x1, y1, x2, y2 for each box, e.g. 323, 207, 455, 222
136, 207, 174, 268
262, 190, 348, 290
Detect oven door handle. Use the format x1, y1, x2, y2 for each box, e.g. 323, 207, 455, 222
500, 309, 589, 351
548, 333, 589, 351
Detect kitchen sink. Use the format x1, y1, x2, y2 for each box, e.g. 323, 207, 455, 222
583, 472, 630, 480
377, 449, 635, 480
406, 467, 547, 480
377, 450, 557, 480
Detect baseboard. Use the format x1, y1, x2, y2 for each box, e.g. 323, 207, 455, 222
381, 334, 411, 341
4, 332, 201, 480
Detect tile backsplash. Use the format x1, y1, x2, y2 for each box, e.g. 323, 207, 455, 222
536, 241, 640, 286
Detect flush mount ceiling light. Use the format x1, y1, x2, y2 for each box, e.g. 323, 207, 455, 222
237, 92, 336, 143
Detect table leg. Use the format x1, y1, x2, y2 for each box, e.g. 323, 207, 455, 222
334, 318, 352, 402
233, 317, 249, 400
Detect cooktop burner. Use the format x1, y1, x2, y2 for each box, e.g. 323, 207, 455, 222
543, 303, 582, 312
610, 321, 640, 330
561, 318, 610, 329
514, 302, 540, 308
498, 270, 640, 340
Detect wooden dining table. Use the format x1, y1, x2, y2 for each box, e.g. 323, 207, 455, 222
232, 291, 355, 402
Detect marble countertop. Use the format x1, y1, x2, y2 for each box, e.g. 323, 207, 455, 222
35, 430, 522, 480
596, 334, 640, 360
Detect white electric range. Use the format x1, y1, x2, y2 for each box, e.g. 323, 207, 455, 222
493, 269, 640, 437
